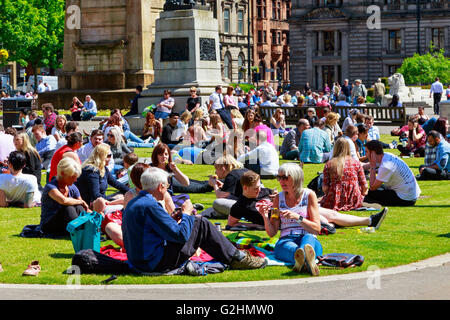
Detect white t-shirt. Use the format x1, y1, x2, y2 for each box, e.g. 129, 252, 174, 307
237, 142, 279, 176
0, 173, 41, 204
376, 153, 421, 201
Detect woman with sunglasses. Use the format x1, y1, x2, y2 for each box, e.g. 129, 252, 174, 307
257, 163, 322, 276
186, 86, 201, 113
105, 127, 133, 168
75, 143, 129, 208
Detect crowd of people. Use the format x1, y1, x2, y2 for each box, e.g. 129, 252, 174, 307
0, 79, 449, 278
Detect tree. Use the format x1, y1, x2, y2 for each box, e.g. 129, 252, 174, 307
397, 45, 450, 85
0, 0, 65, 92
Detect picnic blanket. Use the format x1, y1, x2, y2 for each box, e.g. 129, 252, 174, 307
225, 231, 278, 251
253, 247, 293, 266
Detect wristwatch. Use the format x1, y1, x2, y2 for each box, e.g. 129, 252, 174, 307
296, 215, 304, 224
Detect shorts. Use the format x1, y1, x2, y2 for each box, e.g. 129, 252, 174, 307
154, 111, 170, 119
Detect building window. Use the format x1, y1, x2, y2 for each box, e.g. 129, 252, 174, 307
324, 31, 335, 55
257, 0, 266, 19
238, 54, 245, 81
432, 28, 444, 50
259, 61, 266, 81
388, 30, 401, 52
263, 31, 267, 43
258, 30, 263, 43
237, 10, 244, 35
388, 65, 400, 75
224, 53, 232, 80
224, 9, 230, 33
277, 32, 281, 45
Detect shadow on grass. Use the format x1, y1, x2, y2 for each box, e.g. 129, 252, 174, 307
50, 253, 74, 259
437, 233, 450, 239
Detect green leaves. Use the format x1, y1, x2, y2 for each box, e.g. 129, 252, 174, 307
0, 0, 65, 70
397, 45, 450, 85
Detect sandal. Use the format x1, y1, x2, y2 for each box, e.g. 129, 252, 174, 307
22, 260, 41, 276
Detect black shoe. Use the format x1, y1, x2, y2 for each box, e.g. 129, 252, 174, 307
320, 222, 336, 235
193, 203, 204, 211
369, 207, 388, 230
230, 250, 267, 270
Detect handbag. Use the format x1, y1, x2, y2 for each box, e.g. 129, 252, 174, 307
67, 211, 103, 253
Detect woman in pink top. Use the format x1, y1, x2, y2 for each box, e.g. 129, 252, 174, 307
224, 86, 238, 109
252, 113, 275, 146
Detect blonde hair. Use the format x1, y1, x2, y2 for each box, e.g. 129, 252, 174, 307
14, 132, 40, 160
193, 109, 204, 120
278, 163, 304, 198
325, 112, 339, 127
108, 127, 122, 148
180, 110, 192, 123
55, 115, 67, 132
214, 154, 243, 171
57, 157, 82, 180
82, 143, 110, 177
283, 94, 292, 104
329, 138, 351, 179
230, 109, 243, 119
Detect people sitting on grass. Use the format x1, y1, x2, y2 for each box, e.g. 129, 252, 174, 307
48, 132, 83, 182
298, 120, 332, 164
141, 111, 162, 144
364, 140, 421, 207
13, 132, 43, 191
122, 167, 267, 274
0, 151, 41, 208
397, 117, 426, 157
81, 95, 97, 121
105, 127, 133, 170
51, 115, 67, 142
0, 124, 16, 166
237, 130, 279, 179
280, 119, 309, 160
32, 124, 57, 170
55, 121, 79, 150
75, 143, 129, 209
40, 157, 89, 236
418, 130, 450, 180
256, 163, 322, 276
77, 129, 114, 172
161, 112, 184, 149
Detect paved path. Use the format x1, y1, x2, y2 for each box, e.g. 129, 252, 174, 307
0, 254, 448, 300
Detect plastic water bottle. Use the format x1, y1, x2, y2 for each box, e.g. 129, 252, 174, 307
358, 227, 376, 234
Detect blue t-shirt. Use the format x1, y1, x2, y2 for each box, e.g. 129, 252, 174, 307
40, 177, 81, 227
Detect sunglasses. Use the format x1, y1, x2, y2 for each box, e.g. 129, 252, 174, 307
107, 134, 114, 137
276, 175, 289, 181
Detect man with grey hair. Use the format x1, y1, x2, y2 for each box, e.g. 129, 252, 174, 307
373, 78, 385, 107
122, 167, 267, 274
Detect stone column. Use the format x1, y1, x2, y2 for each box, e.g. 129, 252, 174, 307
334, 30, 339, 56
306, 31, 314, 86
317, 65, 323, 90
341, 30, 349, 82
318, 31, 324, 56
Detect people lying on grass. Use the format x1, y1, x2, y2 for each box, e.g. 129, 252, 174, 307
364, 140, 421, 207
256, 163, 322, 276
48, 132, 83, 182
0, 151, 41, 208
206, 155, 249, 218
40, 157, 90, 236
75, 143, 129, 208
237, 130, 279, 179
122, 167, 267, 274
32, 124, 57, 170
13, 132, 42, 191
418, 131, 450, 180
397, 117, 426, 158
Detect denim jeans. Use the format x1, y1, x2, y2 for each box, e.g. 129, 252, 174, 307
274, 234, 323, 265
127, 141, 154, 148
81, 111, 96, 121
124, 130, 145, 144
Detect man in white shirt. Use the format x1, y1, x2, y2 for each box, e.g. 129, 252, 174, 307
0, 151, 41, 208
81, 95, 97, 120
364, 140, 421, 206
77, 129, 114, 172
237, 130, 279, 178
208, 85, 233, 129
37, 80, 46, 93
429, 77, 444, 115
0, 125, 16, 165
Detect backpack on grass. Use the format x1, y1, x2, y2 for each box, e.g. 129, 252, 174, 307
317, 253, 364, 268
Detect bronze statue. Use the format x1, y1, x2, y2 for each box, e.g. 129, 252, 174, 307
164, 0, 207, 11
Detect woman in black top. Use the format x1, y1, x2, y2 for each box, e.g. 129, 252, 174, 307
186, 86, 201, 113
14, 132, 42, 190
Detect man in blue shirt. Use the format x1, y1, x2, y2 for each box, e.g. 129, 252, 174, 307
32, 124, 57, 170
418, 130, 450, 180
122, 167, 267, 273
298, 121, 332, 164
81, 95, 97, 121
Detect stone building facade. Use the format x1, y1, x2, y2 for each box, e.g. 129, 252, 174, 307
207, 0, 252, 84
59, 0, 164, 90
290, 0, 450, 92
252, 0, 291, 88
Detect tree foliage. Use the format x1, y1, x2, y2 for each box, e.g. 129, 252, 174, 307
0, 0, 65, 75
397, 45, 450, 85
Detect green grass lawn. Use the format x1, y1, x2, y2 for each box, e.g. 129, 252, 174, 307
0, 135, 449, 285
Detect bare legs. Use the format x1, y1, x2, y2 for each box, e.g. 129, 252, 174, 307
319, 207, 370, 227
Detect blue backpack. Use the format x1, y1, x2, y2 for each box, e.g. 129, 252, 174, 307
67, 211, 103, 253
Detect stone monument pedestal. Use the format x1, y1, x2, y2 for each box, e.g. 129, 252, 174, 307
132, 9, 226, 132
